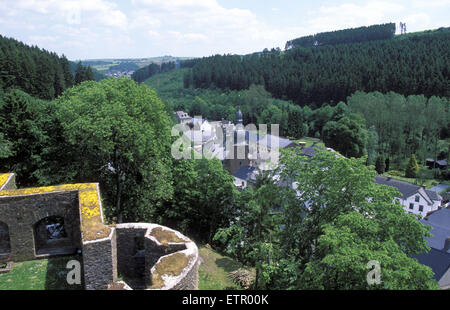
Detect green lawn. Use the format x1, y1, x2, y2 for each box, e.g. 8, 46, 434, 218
0, 255, 83, 290
198, 245, 253, 290
382, 172, 449, 189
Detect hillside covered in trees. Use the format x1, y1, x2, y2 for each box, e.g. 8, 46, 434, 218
0, 35, 98, 100
285, 23, 396, 49
132, 61, 176, 83
183, 28, 449, 108
0, 35, 74, 100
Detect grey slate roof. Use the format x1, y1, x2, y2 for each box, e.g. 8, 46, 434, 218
414, 208, 450, 281
429, 184, 450, 193
413, 248, 450, 280
374, 176, 421, 199
233, 131, 297, 149
234, 166, 257, 181
421, 208, 450, 253
184, 130, 214, 143
437, 160, 448, 166
257, 134, 298, 149
425, 189, 440, 201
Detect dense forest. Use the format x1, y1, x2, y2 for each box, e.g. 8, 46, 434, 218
285, 23, 396, 49
183, 28, 449, 107
131, 61, 176, 83
0, 35, 96, 100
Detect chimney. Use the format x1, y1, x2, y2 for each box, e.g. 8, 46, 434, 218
444, 237, 450, 252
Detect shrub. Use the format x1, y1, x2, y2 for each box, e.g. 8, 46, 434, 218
387, 170, 404, 177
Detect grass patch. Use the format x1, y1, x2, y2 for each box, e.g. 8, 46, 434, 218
0, 255, 84, 290
294, 137, 325, 148
382, 172, 445, 189
198, 245, 253, 290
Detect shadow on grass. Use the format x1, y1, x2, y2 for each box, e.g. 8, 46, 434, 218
45, 255, 84, 290
215, 258, 242, 273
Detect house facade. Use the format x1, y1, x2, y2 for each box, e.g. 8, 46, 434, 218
375, 176, 442, 217
174, 111, 191, 124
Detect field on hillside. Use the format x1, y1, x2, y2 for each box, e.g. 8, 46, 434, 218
82, 57, 193, 73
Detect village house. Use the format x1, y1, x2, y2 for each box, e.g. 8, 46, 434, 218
174, 111, 192, 124
375, 176, 442, 217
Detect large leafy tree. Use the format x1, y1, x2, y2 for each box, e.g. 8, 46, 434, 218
214, 171, 280, 288
322, 113, 368, 158
54, 78, 174, 223
194, 158, 237, 243
300, 211, 437, 289
0, 133, 12, 159
156, 157, 200, 233
262, 149, 438, 289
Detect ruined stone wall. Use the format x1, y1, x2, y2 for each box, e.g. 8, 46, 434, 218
0, 173, 198, 290
0, 221, 10, 254
0, 191, 82, 261
172, 257, 199, 290
82, 228, 118, 290
116, 226, 147, 278
114, 223, 199, 290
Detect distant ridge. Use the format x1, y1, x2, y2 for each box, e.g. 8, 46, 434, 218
285, 23, 396, 49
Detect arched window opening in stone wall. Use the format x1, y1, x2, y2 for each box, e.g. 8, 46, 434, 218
0, 222, 11, 254
33, 216, 75, 256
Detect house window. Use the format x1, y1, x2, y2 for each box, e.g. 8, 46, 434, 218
415, 196, 420, 202
409, 203, 414, 210
419, 205, 424, 212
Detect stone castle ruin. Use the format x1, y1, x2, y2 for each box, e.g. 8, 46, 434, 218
0, 173, 199, 290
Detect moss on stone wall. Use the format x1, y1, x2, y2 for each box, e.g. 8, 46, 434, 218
150, 227, 184, 245
148, 252, 192, 289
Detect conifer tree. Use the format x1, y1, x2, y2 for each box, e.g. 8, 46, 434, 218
405, 154, 420, 178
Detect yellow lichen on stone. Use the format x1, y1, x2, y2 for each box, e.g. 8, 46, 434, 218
0, 182, 110, 242
0, 183, 84, 197
79, 188, 101, 220
78, 185, 111, 241
0, 173, 12, 188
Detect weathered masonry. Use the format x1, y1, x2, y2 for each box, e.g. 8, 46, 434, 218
0, 173, 199, 290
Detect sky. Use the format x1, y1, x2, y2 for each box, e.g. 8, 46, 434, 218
0, 0, 449, 60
